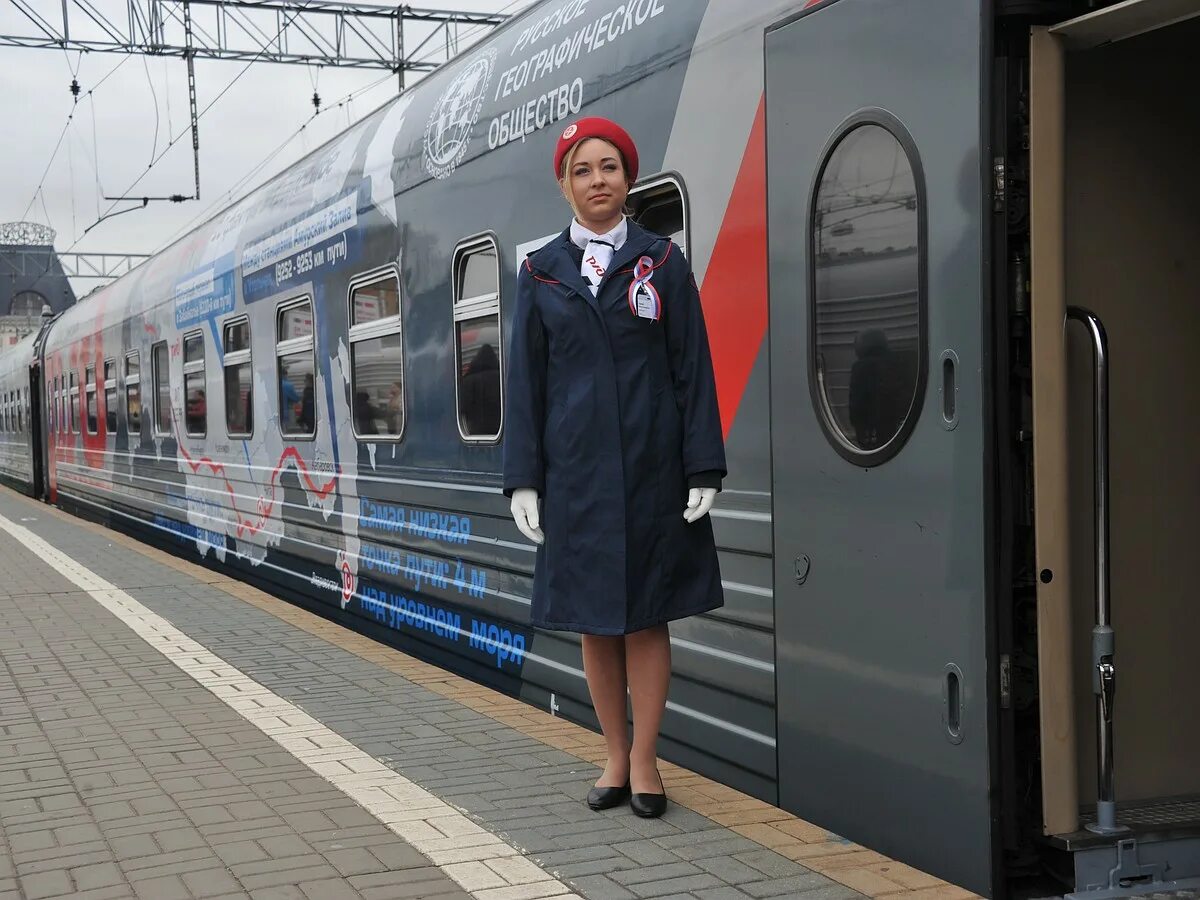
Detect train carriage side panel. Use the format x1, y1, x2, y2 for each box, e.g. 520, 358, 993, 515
38, 0, 801, 807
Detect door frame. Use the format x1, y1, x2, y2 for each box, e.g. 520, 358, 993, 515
28, 363, 45, 500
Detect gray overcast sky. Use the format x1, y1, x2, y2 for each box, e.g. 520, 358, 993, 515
0, 0, 538, 297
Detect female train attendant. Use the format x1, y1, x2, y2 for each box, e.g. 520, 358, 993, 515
502, 117, 726, 818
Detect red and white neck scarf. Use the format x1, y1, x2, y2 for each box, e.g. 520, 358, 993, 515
570, 216, 627, 296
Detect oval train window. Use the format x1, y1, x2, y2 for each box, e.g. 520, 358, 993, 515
810, 117, 925, 464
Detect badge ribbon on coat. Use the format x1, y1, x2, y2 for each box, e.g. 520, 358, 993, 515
627, 256, 662, 320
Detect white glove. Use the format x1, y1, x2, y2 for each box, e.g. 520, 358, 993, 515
683, 487, 717, 524
510, 488, 544, 545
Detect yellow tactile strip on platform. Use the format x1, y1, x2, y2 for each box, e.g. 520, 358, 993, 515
26, 494, 978, 900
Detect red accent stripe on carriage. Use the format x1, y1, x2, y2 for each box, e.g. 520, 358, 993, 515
174, 430, 339, 539
699, 94, 767, 440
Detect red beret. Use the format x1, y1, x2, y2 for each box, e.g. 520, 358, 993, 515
553, 117, 639, 183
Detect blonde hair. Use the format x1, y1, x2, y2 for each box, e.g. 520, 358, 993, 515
559, 138, 632, 222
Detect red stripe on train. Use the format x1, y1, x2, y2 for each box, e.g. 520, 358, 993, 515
699, 94, 767, 440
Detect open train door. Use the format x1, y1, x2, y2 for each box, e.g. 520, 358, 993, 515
766, 0, 996, 894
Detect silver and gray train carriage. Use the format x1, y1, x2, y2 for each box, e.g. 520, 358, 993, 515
3, 0, 1197, 895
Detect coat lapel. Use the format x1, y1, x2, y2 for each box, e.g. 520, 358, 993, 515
527, 231, 597, 305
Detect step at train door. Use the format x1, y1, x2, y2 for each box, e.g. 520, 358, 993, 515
766, 0, 996, 894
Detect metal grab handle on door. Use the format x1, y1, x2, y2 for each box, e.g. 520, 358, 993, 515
1067, 306, 1127, 836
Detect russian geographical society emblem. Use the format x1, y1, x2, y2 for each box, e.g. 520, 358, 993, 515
423, 48, 497, 180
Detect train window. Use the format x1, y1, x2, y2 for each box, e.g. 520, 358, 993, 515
152, 341, 170, 436
85, 365, 99, 435
45, 378, 53, 433
810, 118, 925, 465
19, 388, 25, 433
103, 360, 117, 433
348, 270, 404, 439
629, 175, 688, 256
60, 377, 67, 435
125, 351, 142, 434
276, 299, 315, 438
69, 372, 79, 434
1, 392, 7, 432
452, 236, 502, 442
183, 332, 206, 438
223, 318, 252, 438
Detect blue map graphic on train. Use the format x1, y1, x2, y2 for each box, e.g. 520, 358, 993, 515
240, 183, 368, 304
174, 253, 236, 329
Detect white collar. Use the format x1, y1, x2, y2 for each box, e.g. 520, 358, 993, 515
569, 216, 627, 252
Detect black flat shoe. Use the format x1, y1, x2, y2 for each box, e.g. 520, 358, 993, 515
587, 781, 630, 811
630, 789, 667, 818
630, 772, 667, 818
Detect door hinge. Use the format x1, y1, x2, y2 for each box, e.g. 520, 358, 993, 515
993, 157, 1006, 212
1000, 654, 1011, 709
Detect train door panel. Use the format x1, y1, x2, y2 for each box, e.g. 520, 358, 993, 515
29, 366, 45, 500
766, 0, 995, 894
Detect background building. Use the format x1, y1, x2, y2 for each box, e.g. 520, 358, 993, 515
0, 221, 76, 349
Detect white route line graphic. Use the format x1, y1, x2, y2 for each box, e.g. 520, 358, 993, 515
0, 510, 580, 900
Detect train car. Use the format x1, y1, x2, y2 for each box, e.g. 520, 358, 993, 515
17, 0, 1200, 896
0, 332, 40, 495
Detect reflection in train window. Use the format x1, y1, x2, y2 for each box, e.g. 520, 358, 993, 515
104, 359, 117, 433
811, 120, 924, 464
348, 271, 404, 439
630, 176, 688, 256
152, 341, 170, 436
452, 236, 502, 442
125, 351, 142, 434
69, 371, 79, 434
276, 299, 316, 438
46, 378, 54, 434
223, 318, 252, 438
85, 365, 98, 435
60, 376, 67, 435
183, 332, 206, 438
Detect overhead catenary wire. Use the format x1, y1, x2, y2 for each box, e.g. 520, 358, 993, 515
154, 68, 396, 254
89, 0, 319, 227
143, 54, 162, 165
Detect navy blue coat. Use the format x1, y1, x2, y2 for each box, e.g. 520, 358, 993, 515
502, 220, 726, 635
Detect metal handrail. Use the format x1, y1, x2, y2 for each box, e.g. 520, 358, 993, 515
1067, 306, 1127, 836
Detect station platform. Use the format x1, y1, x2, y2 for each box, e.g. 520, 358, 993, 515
0, 485, 975, 900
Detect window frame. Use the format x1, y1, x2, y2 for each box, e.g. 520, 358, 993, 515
806, 109, 928, 468
628, 172, 690, 258
451, 233, 503, 444
151, 340, 171, 437
84, 364, 99, 435
347, 265, 405, 442
222, 316, 253, 439
275, 296, 317, 441
103, 358, 117, 434
125, 350, 141, 436
182, 330, 207, 438
69, 371, 79, 434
